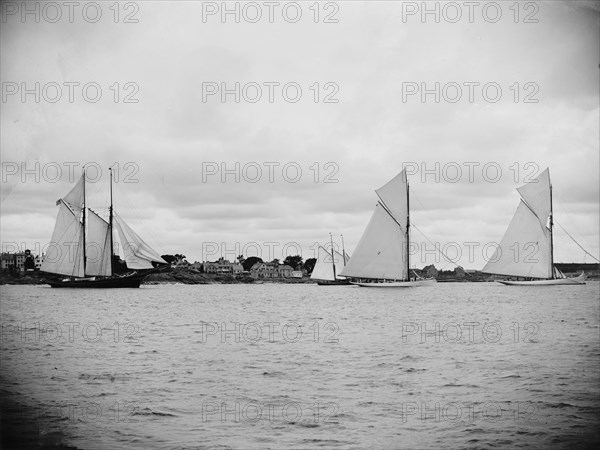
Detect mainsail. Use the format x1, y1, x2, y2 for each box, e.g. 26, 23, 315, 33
41, 201, 85, 277
85, 208, 112, 277
340, 204, 407, 280
341, 170, 409, 281
310, 246, 347, 281
482, 169, 554, 279
113, 212, 167, 269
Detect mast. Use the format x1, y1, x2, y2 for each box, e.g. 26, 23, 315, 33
109, 167, 114, 276
406, 177, 410, 282
82, 167, 87, 274
340, 234, 346, 266
549, 179, 554, 279
329, 232, 336, 279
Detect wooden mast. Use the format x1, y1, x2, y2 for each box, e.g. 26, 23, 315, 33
109, 167, 114, 276
549, 177, 554, 279
82, 167, 86, 275
406, 175, 410, 282
329, 232, 336, 280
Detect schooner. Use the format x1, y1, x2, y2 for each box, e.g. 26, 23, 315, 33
41, 167, 167, 288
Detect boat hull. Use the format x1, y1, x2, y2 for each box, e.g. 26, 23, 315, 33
351, 279, 437, 288
496, 273, 586, 286
316, 279, 351, 286
46, 271, 151, 288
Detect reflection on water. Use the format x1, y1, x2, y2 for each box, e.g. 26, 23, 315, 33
1, 282, 599, 449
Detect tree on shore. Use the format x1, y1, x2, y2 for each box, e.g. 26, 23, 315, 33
242, 256, 263, 271
283, 255, 303, 269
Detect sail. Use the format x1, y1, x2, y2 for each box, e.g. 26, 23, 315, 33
517, 168, 551, 229
85, 209, 112, 277
310, 246, 347, 281
41, 201, 85, 277
340, 204, 407, 280
113, 212, 167, 269
62, 173, 85, 217
482, 201, 552, 279
375, 170, 408, 232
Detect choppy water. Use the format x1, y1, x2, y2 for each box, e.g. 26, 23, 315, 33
1, 282, 599, 449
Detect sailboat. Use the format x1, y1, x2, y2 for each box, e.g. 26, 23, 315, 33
340, 170, 436, 287
41, 167, 167, 288
310, 234, 350, 285
482, 168, 586, 286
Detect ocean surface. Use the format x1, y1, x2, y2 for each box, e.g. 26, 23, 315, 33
1, 282, 599, 449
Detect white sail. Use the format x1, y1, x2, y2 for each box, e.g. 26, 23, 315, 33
41, 201, 85, 277
517, 168, 551, 229
62, 173, 85, 218
482, 201, 552, 279
375, 170, 408, 231
311, 246, 347, 281
113, 212, 167, 269
340, 203, 407, 280
85, 209, 112, 277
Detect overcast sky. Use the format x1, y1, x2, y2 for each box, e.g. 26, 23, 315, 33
1, 0, 599, 269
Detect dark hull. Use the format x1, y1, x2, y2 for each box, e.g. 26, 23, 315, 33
46, 271, 150, 288
316, 279, 351, 286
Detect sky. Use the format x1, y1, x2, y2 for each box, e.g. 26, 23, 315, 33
1, 0, 599, 270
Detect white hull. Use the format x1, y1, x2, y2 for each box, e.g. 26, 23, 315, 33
351, 279, 437, 288
496, 273, 586, 286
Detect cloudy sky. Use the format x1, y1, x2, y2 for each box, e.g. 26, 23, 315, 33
1, 0, 598, 269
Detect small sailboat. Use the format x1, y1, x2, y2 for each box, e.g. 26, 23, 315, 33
41, 167, 167, 288
482, 168, 586, 286
310, 233, 350, 285
340, 170, 436, 287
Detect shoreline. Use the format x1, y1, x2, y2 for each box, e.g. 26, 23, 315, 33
2, 268, 598, 286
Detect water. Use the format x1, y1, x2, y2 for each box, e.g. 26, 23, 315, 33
1, 282, 599, 449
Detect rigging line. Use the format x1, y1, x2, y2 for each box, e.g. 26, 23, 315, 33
554, 194, 598, 254
554, 220, 600, 262
410, 189, 454, 245
411, 222, 461, 267
116, 183, 166, 255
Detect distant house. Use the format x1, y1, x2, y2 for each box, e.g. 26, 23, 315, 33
204, 258, 243, 275
1, 252, 30, 274
34, 254, 44, 270
278, 265, 293, 278
1, 253, 15, 271
291, 270, 303, 278
250, 262, 293, 279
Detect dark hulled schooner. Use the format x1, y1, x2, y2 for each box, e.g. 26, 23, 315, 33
41, 168, 167, 288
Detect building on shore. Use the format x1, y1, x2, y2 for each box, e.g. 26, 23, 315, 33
203, 258, 243, 275
250, 262, 294, 279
